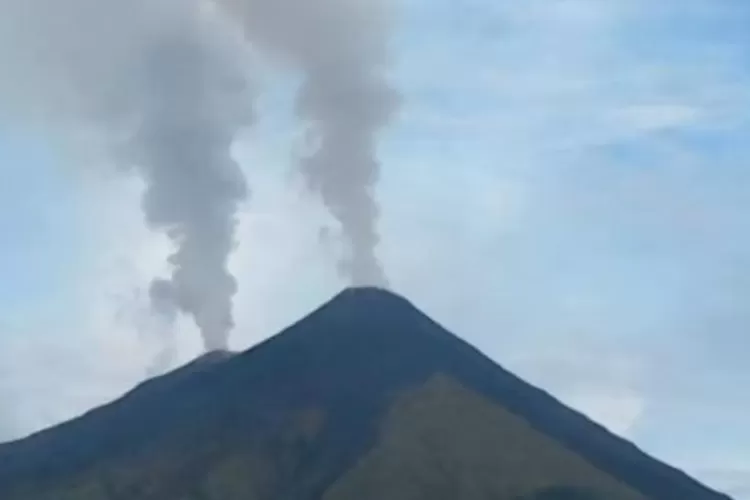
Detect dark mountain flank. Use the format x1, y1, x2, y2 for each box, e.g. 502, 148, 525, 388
0, 287, 733, 500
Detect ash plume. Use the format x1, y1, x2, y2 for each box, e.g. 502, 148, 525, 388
220, 0, 400, 287
0, 0, 254, 351
132, 33, 251, 351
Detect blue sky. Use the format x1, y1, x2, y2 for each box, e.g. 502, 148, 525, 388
1, 0, 749, 497
0, 132, 83, 327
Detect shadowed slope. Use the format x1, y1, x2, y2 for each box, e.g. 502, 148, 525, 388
0, 287, 733, 500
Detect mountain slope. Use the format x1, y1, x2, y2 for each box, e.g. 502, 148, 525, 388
0, 287, 732, 500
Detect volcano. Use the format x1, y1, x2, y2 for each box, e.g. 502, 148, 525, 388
0, 287, 733, 499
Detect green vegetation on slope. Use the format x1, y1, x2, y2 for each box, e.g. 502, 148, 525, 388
3, 374, 646, 500
325, 374, 644, 500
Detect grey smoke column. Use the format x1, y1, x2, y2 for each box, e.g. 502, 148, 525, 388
220, 0, 400, 286
133, 34, 251, 351
0, 0, 253, 350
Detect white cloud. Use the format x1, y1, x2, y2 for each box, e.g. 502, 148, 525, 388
678, 460, 750, 500
615, 104, 701, 132
704, 467, 750, 500
0, 169, 170, 441
503, 336, 646, 436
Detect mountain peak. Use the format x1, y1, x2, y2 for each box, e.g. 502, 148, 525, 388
329, 286, 417, 311
311, 286, 430, 328
164, 349, 235, 380
263, 286, 435, 351
191, 349, 235, 366
0, 289, 733, 500
338, 285, 391, 294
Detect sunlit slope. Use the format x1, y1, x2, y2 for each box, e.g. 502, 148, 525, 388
327, 374, 643, 500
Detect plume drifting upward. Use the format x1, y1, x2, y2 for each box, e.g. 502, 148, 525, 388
219, 0, 400, 287
0, 0, 398, 349
0, 0, 254, 351
132, 32, 251, 351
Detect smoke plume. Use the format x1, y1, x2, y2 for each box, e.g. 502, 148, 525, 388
220, 0, 400, 287
0, 0, 398, 351
131, 31, 251, 351
0, 0, 254, 351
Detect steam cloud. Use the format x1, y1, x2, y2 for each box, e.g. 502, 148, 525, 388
132, 33, 251, 351
0, 0, 397, 351
0, 0, 253, 351
220, 0, 399, 287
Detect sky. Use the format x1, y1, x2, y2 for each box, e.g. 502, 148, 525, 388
1, 0, 749, 497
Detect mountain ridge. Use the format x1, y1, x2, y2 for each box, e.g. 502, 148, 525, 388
0, 287, 733, 500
